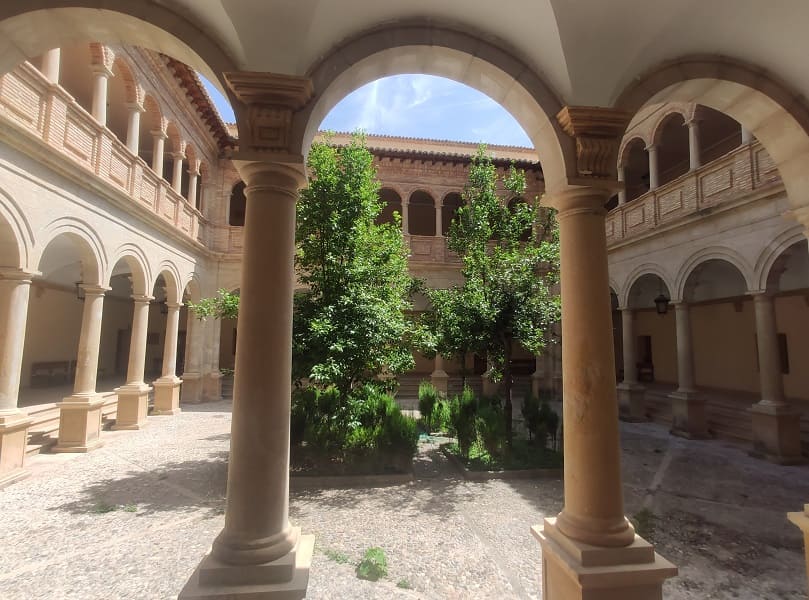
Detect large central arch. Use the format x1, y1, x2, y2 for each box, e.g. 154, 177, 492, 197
295, 24, 576, 193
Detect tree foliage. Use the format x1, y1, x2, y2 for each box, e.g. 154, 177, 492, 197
423, 146, 561, 444
292, 133, 417, 395
187, 288, 239, 320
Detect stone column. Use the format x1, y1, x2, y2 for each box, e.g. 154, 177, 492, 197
647, 143, 659, 190
153, 302, 182, 415
533, 106, 675, 600
750, 293, 802, 463
401, 196, 410, 234
741, 126, 753, 144
55, 285, 109, 453
531, 354, 543, 398
617, 165, 627, 205
180, 311, 203, 404
90, 64, 112, 126
430, 355, 449, 395
151, 131, 167, 177
617, 307, 646, 421
668, 302, 707, 438
113, 295, 153, 430
171, 152, 185, 194
203, 319, 223, 402
40, 48, 61, 84
125, 102, 143, 155
788, 505, 809, 587
435, 199, 443, 237
687, 118, 701, 170
0, 270, 35, 486
187, 167, 200, 208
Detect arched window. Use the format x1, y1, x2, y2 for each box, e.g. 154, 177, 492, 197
229, 181, 246, 226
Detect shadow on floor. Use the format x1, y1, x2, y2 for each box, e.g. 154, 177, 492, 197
51, 450, 229, 517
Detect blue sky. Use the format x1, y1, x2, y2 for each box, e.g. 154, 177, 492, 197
200, 74, 532, 148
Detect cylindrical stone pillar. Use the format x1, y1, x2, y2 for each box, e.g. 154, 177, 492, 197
753, 293, 786, 406
187, 169, 199, 207
162, 303, 182, 378
0, 271, 33, 412
617, 165, 627, 205
673, 302, 696, 393
621, 308, 637, 385
41, 48, 61, 84
435, 201, 442, 236
125, 103, 143, 155
90, 66, 112, 126
73, 287, 107, 396
741, 126, 753, 144
211, 161, 304, 565
171, 153, 185, 194
647, 144, 659, 190
549, 187, 634, 548
401, 198, 410, 234
125, 296, 152, 386
687, 119, 701, 170
151, 131, 166, 177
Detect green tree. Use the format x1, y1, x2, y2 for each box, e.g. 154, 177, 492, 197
186, 288, 239, 320
430, 146, 560, 445
293, 133, 417, 397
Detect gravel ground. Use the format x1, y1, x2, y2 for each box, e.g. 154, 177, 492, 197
0, 400, 806, 599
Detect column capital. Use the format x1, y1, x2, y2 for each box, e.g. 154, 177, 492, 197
169, 151, 186, 161
233, 160, 306, 200
126, 101, 145, 114
556, 106, 631, 183
79, 284, 110, 297
224, 71, 313, 158
90, 63, 114, 79
132, 294, 154, 304
645, 142, 659, 153
166, 302, 183, 311
749, 290, 773, 302
151, 129, 168, 141
0, 268, 40, 281
545, 186, 612, 217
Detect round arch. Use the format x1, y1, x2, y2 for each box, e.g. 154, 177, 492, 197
620, 264, 675, 309
181, 274, 202, 303
618, 135, 649, 167
153, 262, 182, 305
754, 226, 807, 291
296, 24, 574, 193
107, 244, 150, 296
37, 218, 105, 285
615, 55, 809, 215
649, 108, 691, 147
407, 189, 436, 236
0, 188, 33, 271
676, 249, 753, 303
0, 5, 238, 91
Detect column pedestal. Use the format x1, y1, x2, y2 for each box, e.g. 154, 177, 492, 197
787, 505, 809, 587
668, 391, 708, 439
179, 528, 314, 599
54, 394, 105, 453
204, 371, 223, 402
0, 411, 32, 487
153, 376, 183, 415
181, 372, 203, 404
430, 356, 449, 396
533, 519, 676, 600
112, 383, 152, 430
750, 402, 803, 464
617, 383, 646, 422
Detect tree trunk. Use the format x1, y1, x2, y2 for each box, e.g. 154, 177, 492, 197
503, 338, 513, 447
459, 351, 467, 389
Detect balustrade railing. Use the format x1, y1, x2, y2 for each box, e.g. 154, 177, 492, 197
0, 62, 205, 244
607, 141, 781, 245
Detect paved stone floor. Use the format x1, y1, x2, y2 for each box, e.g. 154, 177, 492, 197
1, 399, 807, 599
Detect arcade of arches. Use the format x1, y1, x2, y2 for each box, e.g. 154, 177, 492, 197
2, 4, 809, 599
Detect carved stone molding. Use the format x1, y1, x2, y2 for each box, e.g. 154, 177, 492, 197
556, 106, 631, 180
224, 72, 313, 155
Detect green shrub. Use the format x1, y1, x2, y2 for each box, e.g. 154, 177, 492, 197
449, 387, 478, 457
430, 397, 451, 433
538, 398, 559, 447
356, 547, 388, 581
379, 406, 418, 457
418, 380, 439, 425
522, 393, 541, 442
476, 401, 505, 457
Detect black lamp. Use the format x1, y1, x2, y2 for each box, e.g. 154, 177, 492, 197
654, 293, 669, 315
75, 282, 85, 301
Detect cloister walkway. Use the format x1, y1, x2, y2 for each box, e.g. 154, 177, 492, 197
0, 399, 806, 599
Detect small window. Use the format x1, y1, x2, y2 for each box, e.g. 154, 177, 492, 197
778, 333, 789, 375
229, 181, 246, 226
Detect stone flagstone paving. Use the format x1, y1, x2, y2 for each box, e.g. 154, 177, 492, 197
0, 399, 807, 599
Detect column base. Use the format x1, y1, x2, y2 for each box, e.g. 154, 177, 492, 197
533, 518, 677, 600
153, 377, 182, 415
430, 369, 449, 395
617, 383, 646, 422
203, 372, 223, 402
181, 372, 203, 405
179, 529, 314, 599
668, 390, 709, 439
750, 403, 804, 464
54, 394, 105, 453
787, 506, 809, 584
0, 410, 33, 488
112, 384, 152, 430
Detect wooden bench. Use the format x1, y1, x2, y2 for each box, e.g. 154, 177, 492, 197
30, 360, 72, 387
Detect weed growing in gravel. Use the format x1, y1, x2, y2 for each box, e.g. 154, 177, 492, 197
323, 548, 351, 564
632, 508, 656, 541
122, 504, 138, 513
396, 579, 413, 589
90, 501, 117, 514
356, 547, 388, 581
